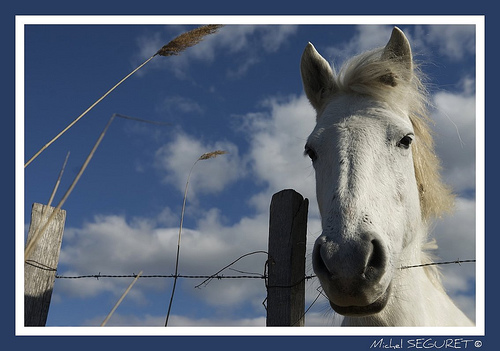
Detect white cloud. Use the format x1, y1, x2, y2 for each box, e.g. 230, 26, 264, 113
238, 94, 317, 214
63, 216, 196, 276
193, 25, 298, 57
433, 199, 476, 277
159, 95, 204, 116
320, 25, 475, 76
57, 207, 271, 307
154, 132, 245, 198
133, 25, 298, 79
452, 295, 476, 324
54, 270, 117, 299
260, 25, 299, 53
433, 197, 476, 261
168, 314, 266, 327
210, 25, 298, 78
86, 312, 266, 327
430, 197, 476, 322
432, 78, 476, 193
133, 31, 166, 74
324, 25, 391, 64
425, 25, 476, 61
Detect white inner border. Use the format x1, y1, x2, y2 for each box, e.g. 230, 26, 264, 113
16, 15, 485, 337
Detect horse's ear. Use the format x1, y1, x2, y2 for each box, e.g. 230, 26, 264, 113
382, 27, 413, 80
301, 42, 336, 113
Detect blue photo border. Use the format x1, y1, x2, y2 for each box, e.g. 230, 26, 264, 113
6, 1, 493, 350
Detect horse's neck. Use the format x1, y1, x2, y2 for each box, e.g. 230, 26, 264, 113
342, 244, 473, 327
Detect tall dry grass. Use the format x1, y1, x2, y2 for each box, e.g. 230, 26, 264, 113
25, 114, 116, 260
101, 271, 143, 326
24, 24, 226, 327
25, 25, 224, 259
25, 113, 172, 260
164, 150, 228, 327
25, 24, 223, 168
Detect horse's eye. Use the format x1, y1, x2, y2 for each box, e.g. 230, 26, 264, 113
304, 146, 317, 161
397, 134, 414, 149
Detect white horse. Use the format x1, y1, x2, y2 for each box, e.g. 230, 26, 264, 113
301, 27, 473, 326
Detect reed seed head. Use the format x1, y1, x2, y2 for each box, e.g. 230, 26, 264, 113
198, 150, 228, 160
156, 24, 224, 57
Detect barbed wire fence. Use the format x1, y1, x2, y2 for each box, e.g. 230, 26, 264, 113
26, 254, 476, 326
24, 191, 476, 327
51, 259, 477, 280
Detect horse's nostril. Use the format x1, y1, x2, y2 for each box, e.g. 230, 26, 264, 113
312, 240, 331, 277
365, 239, 386, 280
368, 239, 385, 268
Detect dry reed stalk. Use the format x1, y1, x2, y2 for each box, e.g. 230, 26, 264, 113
24, 57, 153, 168
164, 150, 227, 327
47, 151, 70, 208
25, 113, 173, 260
101, 271, 143, 326
114, 113, 172, 126
25, 24, 224, 168
25, 114, 116, 261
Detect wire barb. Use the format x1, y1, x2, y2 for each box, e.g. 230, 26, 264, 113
194, 250, 268, 289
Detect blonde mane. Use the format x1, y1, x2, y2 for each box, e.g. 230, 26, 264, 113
332, 47, 454, 221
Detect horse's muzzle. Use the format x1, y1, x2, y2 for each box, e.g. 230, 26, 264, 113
312, 231, 390, 315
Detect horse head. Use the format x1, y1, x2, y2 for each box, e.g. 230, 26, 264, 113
301, 27, 447, 321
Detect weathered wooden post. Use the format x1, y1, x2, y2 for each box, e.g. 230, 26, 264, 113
24, 203, 66, 326
266, 189, 308, 326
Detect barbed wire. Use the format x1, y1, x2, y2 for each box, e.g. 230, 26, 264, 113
31, 258, 476, 279
399, 259, 476, 270
55, 273, 267, 280
194, 250, 268, 288
28, 255, 475, 327
54, 272, 319, 286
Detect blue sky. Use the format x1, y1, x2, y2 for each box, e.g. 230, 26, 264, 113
19, 17, 481, 333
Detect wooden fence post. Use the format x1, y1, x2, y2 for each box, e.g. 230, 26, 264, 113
266, 189, 308, 326
24, 203, 66, 326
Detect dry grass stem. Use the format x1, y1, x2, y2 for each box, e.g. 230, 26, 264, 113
114, 113, 172, 126
26, 113, 174, 260
25, 115, 116, 261
156, 25, 223, 57
46, 151, 70, 209
25, 25, 223, 168
24, 56, 155, 168
101, 271, 143, 326
165, 149, 227, 326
